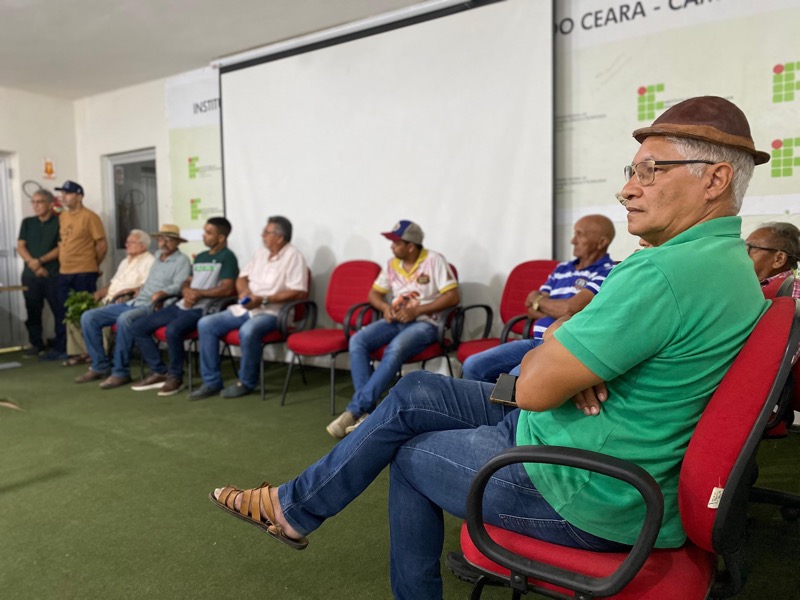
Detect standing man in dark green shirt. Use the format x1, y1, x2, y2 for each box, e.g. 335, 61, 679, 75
17, 189, 60, 357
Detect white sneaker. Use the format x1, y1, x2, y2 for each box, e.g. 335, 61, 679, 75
326, 411, 356, 439
345, 414, 368, 435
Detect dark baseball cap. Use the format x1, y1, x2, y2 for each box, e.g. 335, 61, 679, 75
55, 180, 85, 195
381, 220, 424, 245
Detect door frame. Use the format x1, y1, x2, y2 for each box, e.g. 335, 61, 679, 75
102, 147, 157, 269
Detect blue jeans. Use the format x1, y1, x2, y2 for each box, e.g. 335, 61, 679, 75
129, 304, 202, 379
197, 310, 278, 389
279, 371, 627, 600
81, 303, 149, 376
346, 319, 439, 416
461, 338, 543, 382
56, 272, 98, 353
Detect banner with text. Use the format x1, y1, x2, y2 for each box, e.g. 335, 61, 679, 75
165, 67, 223, 252
555, 0, 800, 256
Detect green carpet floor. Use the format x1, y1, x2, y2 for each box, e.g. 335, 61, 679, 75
0, 352, 798, 599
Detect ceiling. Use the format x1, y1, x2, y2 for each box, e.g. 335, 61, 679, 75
0, 0, 425, 99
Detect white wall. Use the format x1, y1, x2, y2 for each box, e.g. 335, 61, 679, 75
0, 85, 78, 343
74, 77, 172, 277
0, 85, 77, 222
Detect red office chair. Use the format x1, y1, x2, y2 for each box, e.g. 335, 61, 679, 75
220, 269, 314, 401
280, 260, 381, 414
454, 260, 559, 366
369, 263, 460, 377
457, 297, 800, 599
752, 274, 800, 519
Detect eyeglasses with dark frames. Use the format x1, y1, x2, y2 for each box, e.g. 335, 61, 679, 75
745, 243, 781, 255
623, 159, 717, 186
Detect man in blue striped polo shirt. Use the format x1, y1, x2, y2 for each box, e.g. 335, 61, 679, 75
461, 215, 615, 383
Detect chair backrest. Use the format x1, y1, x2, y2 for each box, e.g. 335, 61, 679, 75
499, 260, 559, 330
762, 273, 794, 299
285, 267, 314, 330
325, 261, 382, 325
679, 297, 800, 552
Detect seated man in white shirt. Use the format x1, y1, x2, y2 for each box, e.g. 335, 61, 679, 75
190, 216, 308, 400
66, 229, 155, 365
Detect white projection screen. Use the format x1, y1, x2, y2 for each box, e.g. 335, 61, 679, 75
221, 0, 553, 341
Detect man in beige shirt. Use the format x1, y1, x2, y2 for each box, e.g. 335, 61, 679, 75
64, 229, 155, 364
43, 180, 107, 361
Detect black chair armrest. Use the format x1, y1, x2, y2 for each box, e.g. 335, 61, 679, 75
344, 302, 379, 340
110, 290, 136, 304
452, 304, 494, 346
500, 314, 535, 343
203, 295, 238, 315
436, 305, 461, 351
277, 299, 318, 338
150, 293, 181, 311
466, 445, 664, 598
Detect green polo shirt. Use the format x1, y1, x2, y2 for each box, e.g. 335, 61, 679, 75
18, 214, 60, 276
515, 216, 768, 547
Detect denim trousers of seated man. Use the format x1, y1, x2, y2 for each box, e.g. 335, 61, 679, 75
345, 319, 439, 417
461, 337, 544, 383
278, 371, 627, 600
197, 310, 278, 390
129, 304, 204, 381
81, 303, 149, 377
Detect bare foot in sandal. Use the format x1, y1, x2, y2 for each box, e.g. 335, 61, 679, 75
211, 483, 307, 549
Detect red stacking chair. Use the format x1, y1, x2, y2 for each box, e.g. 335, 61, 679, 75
220, 269, 314, 401
280, 261, 381, 414
454, 260, 559, 367
457, 296, 800, 599
369, 263, 460, 377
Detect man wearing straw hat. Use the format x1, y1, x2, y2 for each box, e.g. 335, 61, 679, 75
74, 224, 191, 389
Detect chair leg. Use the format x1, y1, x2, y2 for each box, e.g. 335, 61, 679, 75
329, 354, 337, 415
188, 340, 194, 394
260, 351, 266, 401
280, 355, 297, 406
299, 360, 308, 385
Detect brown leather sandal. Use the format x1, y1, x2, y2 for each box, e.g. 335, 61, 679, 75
63, 354, 91, 367
209, 482, 309, 550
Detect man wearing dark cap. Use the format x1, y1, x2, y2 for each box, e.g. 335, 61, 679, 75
326, 220, 459, 435
41, 180, 107, 361
209, 97, 769, 600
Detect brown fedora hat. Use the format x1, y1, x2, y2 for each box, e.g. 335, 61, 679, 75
150, 224, 187, 243
632, 96, 770, 165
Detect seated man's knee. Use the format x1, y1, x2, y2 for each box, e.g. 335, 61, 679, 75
116, 309, 137, 330
392, 370, 440, 401
461, 355, 480, 380
197, 315, 213, 336
348, 327, 370, 352
80, 308, 95, 330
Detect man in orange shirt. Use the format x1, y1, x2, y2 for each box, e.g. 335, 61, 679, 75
41, 180, 107, 361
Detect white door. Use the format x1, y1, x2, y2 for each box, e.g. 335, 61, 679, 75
0, 155, 26, 348
104, 149, 159, 270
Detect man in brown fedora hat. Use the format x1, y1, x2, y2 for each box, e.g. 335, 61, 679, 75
208, 97, 770, 599
75, 224, 191, 389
